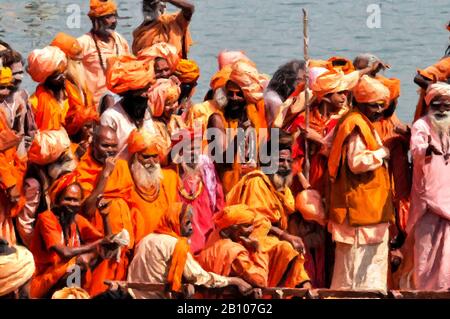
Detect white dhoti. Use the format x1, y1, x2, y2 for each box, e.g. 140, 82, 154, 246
331, 227, 389, 293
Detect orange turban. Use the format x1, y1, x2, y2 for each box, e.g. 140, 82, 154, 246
27, 46, 67, 83
128, 129, 169, 160
48, 172, 79, 205
147, 76, 181, 117
229, 60, 269, 104
214, 204, 255, 232
138, 42, 180, 72
50, 33, 82, 60
154, 202, 190, 292
376, 76, 401, 101
311, 69, 360, 100
210, 65, 232, 90
88, 0, 117, 18
327, 56, 355, 74
64, 106, 99, 136
175, 59, 200, 84
0, 67, 13, 86
106, 54, 156, 94
352, 75, 390, 105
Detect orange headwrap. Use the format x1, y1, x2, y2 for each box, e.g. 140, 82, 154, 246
376, 76, 401, 101
311, 69, 360, 100
210, 65, 232, 90
106, 54, 156, 94
51, 287, 90, 299
50, 33, 82, 60
154, 202, 190, 292
64, 106, 99, 137
147, 76, 181, 118
88, 0, 117, 18
27, 46, 67, 83
0, 67, 13, 86
128, 129, 169, 160
352, 75, 390, 105
327, 56, 355, 74
229, 60, 269, 104
175, 59, 200, 84
48, 172, 79, 205
214, 204, 255, 232
138, 42, 180, 73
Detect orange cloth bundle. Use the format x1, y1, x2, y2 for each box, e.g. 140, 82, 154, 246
295, 189, 327, 226
51, 287, 90, 299
27, 46, 67, 83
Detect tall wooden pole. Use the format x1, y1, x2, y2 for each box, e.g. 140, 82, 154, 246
302, 8, 310, 180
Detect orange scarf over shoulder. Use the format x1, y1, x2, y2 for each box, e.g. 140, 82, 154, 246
154, 202, 189, 293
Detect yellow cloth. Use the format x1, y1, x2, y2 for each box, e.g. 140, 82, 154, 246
0, 67, 13, 86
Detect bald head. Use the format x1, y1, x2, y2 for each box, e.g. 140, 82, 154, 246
92, 125, 119, 164
353, 53, 379, 70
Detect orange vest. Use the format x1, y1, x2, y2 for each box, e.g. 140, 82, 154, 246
327, 111, 394, 226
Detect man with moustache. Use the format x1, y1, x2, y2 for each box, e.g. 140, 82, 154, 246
226, 132, 311, 288
29, 174, 108, 298
327, 75, 394, 292
77, 0, 130, 108
100, 47, 157, 158
73, 125, 144, 296
407, 82, 450, 290
127, 129, 178, 236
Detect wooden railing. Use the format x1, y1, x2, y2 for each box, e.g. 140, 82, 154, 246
105, 281, 450, 299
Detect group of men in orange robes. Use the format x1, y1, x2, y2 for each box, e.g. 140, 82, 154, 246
1, 0, 450, 299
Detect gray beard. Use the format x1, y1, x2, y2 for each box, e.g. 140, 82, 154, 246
131, 157, 163, 190
270, 172, 293, 191
429, 110, 450, 136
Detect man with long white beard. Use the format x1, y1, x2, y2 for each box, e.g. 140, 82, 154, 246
171, 129, 225, 254
127, 129, 178, 237
407, 82, 450, 290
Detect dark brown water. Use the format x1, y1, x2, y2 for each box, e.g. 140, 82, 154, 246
1, 0, 449, 122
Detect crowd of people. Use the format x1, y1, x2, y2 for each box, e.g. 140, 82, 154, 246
1, 0, 450, 299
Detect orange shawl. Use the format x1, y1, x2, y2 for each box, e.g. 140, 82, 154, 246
154, 202, 189, 292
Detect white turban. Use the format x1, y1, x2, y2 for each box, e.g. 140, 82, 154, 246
425, 82, 450, 106
0, 244, 36, 296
